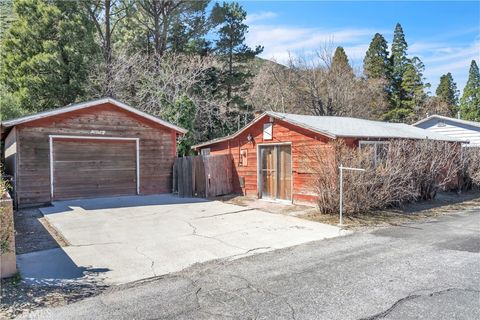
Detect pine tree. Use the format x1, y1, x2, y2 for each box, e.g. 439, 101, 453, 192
331, 46, 353, 76
435, 73, 458, 116
363, 33, 390, 80
390, 23, 409, 110
0, 0, 97, 114
459, 60, 480, 121
391, 23, 408, 80
211, 1, 263, 133
385, 56, 427, 121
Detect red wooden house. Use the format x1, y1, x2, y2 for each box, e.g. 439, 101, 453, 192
192, 112, 464, 203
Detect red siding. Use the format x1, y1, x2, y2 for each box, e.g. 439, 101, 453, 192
13, 102, 179, 206
205, 115, 336, 203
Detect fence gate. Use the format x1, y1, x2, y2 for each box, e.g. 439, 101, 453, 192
173, 154, 233, 198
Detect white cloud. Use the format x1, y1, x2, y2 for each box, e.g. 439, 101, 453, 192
245, 11, 278, 24
413, 39, 480, 92
247, 24, 380, 65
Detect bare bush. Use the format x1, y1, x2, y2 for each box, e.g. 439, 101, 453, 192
306, 139, 464, 215
0, 171, 13, 254
460, 147, 480, 189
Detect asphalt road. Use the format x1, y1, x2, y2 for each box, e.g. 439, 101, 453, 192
24, 209, 480, 320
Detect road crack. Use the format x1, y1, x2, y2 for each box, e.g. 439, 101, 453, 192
134, 246, 156, 277
185, 221, 246, 251
359, 288, 480, 320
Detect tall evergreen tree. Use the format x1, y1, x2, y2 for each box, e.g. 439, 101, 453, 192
331, 46, 353, 76
114, 0, 211, 56
0, 0, 97, 114
211, 1, 263, 132
435, 73, 458, 116
385, 56, 427, 121
401, 57, 427, 110
389, 23, 409, 113
363, 33, 390, 80
390, 23, 408, 81
459, 60, 480, 121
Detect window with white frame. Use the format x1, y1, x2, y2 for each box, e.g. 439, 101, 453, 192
359, 141, 388, 166
200, 148, 210, 156
263, 123, 273, 140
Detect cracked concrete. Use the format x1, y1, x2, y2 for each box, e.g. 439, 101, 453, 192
21, 207, 480, 320
18, 194, 347, 285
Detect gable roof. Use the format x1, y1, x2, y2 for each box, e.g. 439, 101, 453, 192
192, 111, 466, 149
1, 97, 187, 134
413, 114, 480, 129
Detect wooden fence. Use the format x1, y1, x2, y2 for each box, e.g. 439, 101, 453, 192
173, 154, 233, 198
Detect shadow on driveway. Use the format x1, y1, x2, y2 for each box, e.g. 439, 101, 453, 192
17, 247, 110, 285
41, 194, 209, 215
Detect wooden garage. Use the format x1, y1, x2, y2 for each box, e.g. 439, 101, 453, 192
1, 98, 186, 207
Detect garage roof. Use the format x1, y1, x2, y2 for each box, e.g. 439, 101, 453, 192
1, 97, 187, 135
192, 111, 467, 149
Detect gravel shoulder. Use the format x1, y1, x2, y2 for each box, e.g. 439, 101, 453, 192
14, 208, 68, 255
1, 208, 104, 319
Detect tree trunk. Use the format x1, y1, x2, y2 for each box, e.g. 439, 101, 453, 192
104, 0, 113, 97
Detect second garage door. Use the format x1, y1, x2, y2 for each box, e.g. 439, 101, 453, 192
52, 138, 138, 200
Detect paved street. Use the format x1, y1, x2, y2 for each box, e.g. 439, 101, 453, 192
23, 208, 480, 320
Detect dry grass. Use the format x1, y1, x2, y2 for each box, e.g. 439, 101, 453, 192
302, 191, 480, 229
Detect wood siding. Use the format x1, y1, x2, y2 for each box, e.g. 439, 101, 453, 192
52, 139, 137, 200
14, 102, 177, 206
416, 118, 480, 147
205, 115, 335, 203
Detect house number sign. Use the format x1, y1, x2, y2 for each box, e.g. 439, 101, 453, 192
90, 130, 106, 135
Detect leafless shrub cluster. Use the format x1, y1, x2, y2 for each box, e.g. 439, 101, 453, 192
460, 147, 480, 189
306, 139, 465, 215
87, 51, 231, 144
249, 48, 389, 119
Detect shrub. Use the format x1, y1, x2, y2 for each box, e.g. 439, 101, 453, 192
0, 170, 13, 254
460, 147, 480, 190
306, 139, 464, 215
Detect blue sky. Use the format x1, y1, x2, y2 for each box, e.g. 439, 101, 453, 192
239, 1, 480, 94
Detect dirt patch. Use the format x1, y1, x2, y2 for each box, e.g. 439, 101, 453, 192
303, 191, 480, 229
216, 192, 480, 229
14, 208, 68, 255
0, 276, 107, 319
216, 195, 317, 217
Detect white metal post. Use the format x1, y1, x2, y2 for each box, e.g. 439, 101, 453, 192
339, 164, 343, 226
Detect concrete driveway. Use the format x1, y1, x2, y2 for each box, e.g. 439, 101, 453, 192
18, 195, 347, 285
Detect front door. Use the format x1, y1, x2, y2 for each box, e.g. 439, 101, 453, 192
259, 145, 292, 200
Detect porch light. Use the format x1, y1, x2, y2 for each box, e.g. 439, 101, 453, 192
247, 133, 253, 142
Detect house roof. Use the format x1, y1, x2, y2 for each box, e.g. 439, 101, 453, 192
1, 97, 187, 135
413, 114, 480, 129
192, 111, 467, 149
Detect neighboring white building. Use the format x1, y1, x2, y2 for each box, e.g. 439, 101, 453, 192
414, 115, 480, 147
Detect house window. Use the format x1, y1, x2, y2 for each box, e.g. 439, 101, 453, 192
359, 141, 388, 166
239, 149, 248, 166
200, 148, 210, 156
263, 123, 273, 140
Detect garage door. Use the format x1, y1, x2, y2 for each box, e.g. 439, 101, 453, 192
52, 138, 138, 200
